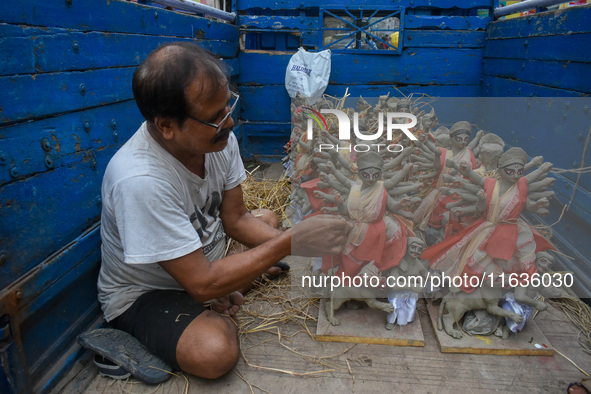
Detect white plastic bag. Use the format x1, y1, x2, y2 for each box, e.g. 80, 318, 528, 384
285, 47, 331, 105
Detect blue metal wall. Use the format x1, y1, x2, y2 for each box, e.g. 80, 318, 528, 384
236, 0, 494, 160
1, 0, 590, 392
480, 5, 591, 299
0, 1, 238, 392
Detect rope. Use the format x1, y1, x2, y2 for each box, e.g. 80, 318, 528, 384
547, 123, 591, 227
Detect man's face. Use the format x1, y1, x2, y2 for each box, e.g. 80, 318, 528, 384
177, 77, 236, 154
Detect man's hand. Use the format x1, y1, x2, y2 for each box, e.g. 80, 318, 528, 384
209, 291, 245, 316
291, 214, 351, 257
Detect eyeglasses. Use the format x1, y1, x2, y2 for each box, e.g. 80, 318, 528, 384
186, 91, 239, 133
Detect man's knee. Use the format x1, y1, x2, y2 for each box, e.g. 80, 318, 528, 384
251, 208, 279, 228
176, 311, 240, 379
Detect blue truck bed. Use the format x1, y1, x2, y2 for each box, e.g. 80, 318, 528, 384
0, 0, 589, 392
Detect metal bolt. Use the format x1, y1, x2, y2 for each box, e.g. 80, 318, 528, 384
15, 290, 22, 302
9, 166, 18, 178
407, 35, 412, 41
65, 0, 72, 7
72, 41, 79, 54
0, 154, 6, 166
41, 138, 52, 152
113, 131, 119, 142
83, 121, 91, 132
154, 11, 158, 20
524, 40, 528, 47
79, 83, 86, 96
44, 155, 54, 168
110, 119, 117, 130
90, 158, 97, 171
0, 252, 7, 266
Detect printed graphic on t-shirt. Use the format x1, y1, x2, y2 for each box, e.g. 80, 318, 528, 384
189, 190, 222, 250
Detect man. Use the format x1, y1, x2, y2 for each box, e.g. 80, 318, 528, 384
97, 42, 349, 379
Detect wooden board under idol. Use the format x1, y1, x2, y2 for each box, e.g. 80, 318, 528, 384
316, 299, 425, 346
427, 304, 554, 356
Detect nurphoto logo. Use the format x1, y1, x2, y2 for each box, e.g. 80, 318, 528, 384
303, 107, 417, 153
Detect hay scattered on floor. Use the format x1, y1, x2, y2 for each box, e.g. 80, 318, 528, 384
234, 169, 359, 382
237, 266, 357, 380
241, 167, 292, 226
550, 297, 591, 357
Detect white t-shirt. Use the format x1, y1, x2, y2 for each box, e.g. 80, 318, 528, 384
98, 122, 246, 321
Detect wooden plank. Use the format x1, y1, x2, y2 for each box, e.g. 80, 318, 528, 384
239, 48, 484, 86
483, 33, 591, 63
238, 122, 291, 160
481, 75, 590, 97
325, 83, 482, 98
0, 24, 67, 37
17, 243, 101, 383
238, 0, 493, 11
328, 48, 485, 85
0, 101, 142, 186
0, 147, 115, 289
239, 85, 291, 122
486, 5, 591, 39
238, 15, 319, 30
0, 68, 135, 126
239, 52, 292, 85
240, 84, 482, 123
427, 304, 555, 356
404, 15, 490, 30
0, 0, 238, 41
316, 299, 425, 346
0, 30, 237, 76
54, 259, 590, 393
483, 58, 591, 94
405, 30, 486, 47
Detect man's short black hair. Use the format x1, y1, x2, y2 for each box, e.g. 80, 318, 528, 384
132, 41, 228, 125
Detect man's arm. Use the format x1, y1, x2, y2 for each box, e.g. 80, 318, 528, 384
158, 230, 291, 303
159, 185, 350, 302
219, 185, 282, 248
